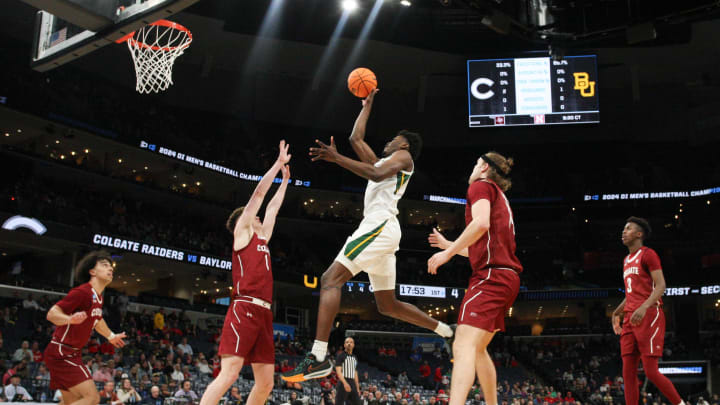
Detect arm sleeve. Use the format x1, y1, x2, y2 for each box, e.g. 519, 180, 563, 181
642, 249, 662, 273
55, 287, 89, 314
467, 181, 496, 207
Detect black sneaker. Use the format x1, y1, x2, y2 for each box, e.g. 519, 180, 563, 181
280, 353, 334, 383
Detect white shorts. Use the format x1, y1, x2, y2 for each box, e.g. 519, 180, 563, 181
335, 216, 400, 291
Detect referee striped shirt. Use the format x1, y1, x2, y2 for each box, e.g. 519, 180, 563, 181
336, 351, 358, 379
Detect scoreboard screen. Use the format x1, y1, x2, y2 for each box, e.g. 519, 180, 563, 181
467, 55, 599, 127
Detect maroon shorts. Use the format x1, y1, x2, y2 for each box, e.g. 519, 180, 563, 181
218, 300, 274, 364
621, 306, 665, 358
458, 268, 520, 333
44, 342, 93, 391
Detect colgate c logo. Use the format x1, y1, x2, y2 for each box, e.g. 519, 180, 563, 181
471, 77, 495, 100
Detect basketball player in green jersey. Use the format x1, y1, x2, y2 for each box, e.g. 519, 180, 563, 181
282, 89, 453, 383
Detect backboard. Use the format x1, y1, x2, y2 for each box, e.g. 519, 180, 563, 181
27, 0, 201, 71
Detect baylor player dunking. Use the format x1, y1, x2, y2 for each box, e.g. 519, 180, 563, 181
282, 89, 453, 383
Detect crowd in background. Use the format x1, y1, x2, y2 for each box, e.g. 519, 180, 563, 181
2, 294, 719, 405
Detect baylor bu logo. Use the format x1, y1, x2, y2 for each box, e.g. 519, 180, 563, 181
573, 72, 595, 97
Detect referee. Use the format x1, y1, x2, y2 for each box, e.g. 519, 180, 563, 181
335, 337, 361, 405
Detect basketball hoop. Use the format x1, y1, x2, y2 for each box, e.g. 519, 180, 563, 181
117, 20, 192, 94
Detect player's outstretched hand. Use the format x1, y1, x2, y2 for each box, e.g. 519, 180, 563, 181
612, 314, 623, 335
427, 250, 451, 275
309, 137, 339, 163
109, 332, 127, 348
428, 228, 451, 250
281, 164, 291, 180
277, 140, 291, 164
69, 311, 88, 324
629, 306, 647, 326
362, 88, 379, 108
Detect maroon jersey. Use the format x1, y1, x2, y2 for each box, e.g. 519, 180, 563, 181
622, 246, 663, 314
465, 180, 523, 278
232, 233, 273, 302
51, 283, 104, 349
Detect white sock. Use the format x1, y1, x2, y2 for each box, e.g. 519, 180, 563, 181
311, 340, 328, 362
434, 322, 453, 338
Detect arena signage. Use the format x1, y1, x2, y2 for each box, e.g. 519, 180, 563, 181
139, 141, 311, 187
584, 186, 720, 201
91, 233, 231, 270
664, 285, 720, 296
2, 215, 47, 235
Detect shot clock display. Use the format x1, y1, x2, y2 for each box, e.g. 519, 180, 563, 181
467, 55, 599, 127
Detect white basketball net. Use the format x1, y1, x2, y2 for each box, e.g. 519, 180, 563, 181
125, 21, 192, 94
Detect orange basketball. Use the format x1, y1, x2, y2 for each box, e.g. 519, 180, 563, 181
347, 67, 377, 98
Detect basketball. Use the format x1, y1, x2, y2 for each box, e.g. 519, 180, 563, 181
347, 67, 377, 98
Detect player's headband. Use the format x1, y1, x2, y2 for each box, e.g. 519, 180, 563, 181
481, 154, 509, 178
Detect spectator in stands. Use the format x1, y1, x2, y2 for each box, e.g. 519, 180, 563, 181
3, 375, 32, 401
11, 341, 32, 362
154, 308, 165, 330
428, 396, 437, 405
710, 395, 720, 405
225, 386, 243, 405
170, 364, 184, 384
99, 381, 122, 405
360, 371, 370, 384
196, 357, 212, 375
94, 362, 114, 382
409, 348, 422, 363
30, 341, 43, 363
35, 364, 50, 382
283, 391, 303, 405
143, 386, 164, 405
410, 392, 422, 405
383, 374, 395, 389
0, 338, 8, 364
175, 380, 199, 401
2, 361, 22, 385
177, 337, 193, 356
400, 371, 412, 386
698, 397, 710, 405
117, 378, 142, 404
433, 365, 444, 390
419, 361, 431, 383
22, 293, 43, 311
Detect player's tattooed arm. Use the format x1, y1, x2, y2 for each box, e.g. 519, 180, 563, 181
349, 89, 380, 164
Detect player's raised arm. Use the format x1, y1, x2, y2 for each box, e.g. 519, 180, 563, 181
310, 138, 410, 182
348, 89, 380, 164
261, 164, 290, 242
234, 141, 291, 240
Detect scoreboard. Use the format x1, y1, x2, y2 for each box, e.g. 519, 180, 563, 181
467, 55, 599, 127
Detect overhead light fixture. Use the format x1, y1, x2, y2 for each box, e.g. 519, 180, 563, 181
341, 0, 358, 12
400, 0, 411, 5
